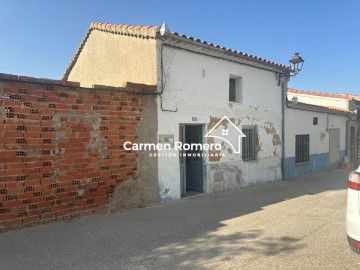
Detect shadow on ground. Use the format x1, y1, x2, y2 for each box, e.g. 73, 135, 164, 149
0, 170, 349, 270
138, 230, 305, 269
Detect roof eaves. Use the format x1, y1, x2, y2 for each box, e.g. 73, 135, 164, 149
165, 32, 291, 72
287, 101, 354, 116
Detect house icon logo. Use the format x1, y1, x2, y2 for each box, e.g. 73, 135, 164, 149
205, 116, 246, 154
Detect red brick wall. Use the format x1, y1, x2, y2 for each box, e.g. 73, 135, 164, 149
0, 74, 155, 232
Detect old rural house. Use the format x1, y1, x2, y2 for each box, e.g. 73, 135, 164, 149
3, 21, 357, 231
63, 22, 293, 202
287, 89, 360, 178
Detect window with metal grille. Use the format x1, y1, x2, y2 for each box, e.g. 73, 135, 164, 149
295, 134, 310, 163
242, 127, 257, 161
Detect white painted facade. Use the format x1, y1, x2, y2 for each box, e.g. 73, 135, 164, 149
156, 44, 284, 201
284, 102, 350, 179
285, 108, 347, 158
286, 89, 360, 171
64, 22, 295, 203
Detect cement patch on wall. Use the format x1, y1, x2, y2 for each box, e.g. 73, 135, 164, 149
208, 163, 242, 192
207, 157, 281, 193
136, 95, 159, 205
109, 179, 144, 211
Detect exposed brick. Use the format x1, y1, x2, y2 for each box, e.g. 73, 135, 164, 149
22, 215, 40, 225
0, 77, 146, 231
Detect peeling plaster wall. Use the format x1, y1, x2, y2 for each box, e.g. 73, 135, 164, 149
156, 45, 283, 201
285, 107, 347, 178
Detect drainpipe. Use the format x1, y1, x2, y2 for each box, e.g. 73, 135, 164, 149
281, 78, 287, 180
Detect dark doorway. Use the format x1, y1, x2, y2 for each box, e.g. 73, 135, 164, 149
179, 125, 203, 197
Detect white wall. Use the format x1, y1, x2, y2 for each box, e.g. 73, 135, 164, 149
285, 108, 347, 158
156, 45, 283, 201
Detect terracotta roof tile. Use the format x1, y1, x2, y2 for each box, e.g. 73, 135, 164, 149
169, 31, 289, 69
326, 106, 350, 112
90, 22, 159, 36
63, 21, 291, 80
288, 88, 356, 101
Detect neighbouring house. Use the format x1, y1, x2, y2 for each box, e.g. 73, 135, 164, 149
285, 88, 360, 178
63, 22, 293, 202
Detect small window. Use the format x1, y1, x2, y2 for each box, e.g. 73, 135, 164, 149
229, 76, 242, 103
313, 117, 318, 125
295, 134, 310, 164
242, 127, 257, 161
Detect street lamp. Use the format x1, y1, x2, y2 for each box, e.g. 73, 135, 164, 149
288, 52, 304, 76
278, 52, 304, 85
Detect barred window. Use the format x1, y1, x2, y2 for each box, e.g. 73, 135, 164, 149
295, 134, 310, 163
242, 127, 257, 161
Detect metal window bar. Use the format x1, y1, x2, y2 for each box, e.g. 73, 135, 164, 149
295, 134, 310, 163
229, 78, 236, 102
242, 127, 257, 161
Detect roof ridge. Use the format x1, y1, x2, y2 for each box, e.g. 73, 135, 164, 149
90, 22, 159, 35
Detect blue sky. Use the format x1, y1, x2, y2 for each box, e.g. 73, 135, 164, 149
0, 0, 359, 93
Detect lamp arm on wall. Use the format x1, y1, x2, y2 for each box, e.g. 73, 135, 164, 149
277, 53, 305, 86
